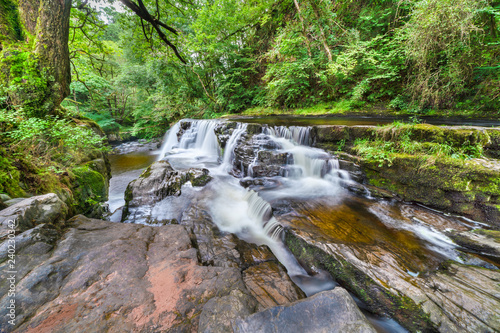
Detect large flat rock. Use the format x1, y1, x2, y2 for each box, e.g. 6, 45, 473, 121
0, 216, 252, 332
233, 287, 376, 333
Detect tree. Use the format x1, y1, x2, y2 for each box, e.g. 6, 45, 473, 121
0, 0, 72, 115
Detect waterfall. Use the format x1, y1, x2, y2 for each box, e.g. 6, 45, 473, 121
157, 122, 181, 160
178, 120, 220, 157
220, 123, 248, 172
265, 126, 311, 145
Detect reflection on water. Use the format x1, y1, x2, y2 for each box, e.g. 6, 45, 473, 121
107, 151, 158, 214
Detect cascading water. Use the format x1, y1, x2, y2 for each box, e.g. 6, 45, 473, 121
220, 123, 248, 172
157, 121, 181, 160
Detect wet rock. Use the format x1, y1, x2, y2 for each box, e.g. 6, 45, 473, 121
215, 121, 238, 148
0, 193, 68, 236
449, 229, 500, 258
243, 261, 306, 309
180, 205, 241, 268
232, 132, 285, 177
236, 240, 276, 268
124, 160, 211, 209
233, 288, 376, 333
250, 151, 289, 178
361, 156, 500, 227
198, 290, 258, 333
283, 216, 500, 333
177, 120, 192, 140
3, 215, 253, 333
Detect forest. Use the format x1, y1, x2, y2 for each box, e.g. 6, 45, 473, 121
0, 0, 499, 195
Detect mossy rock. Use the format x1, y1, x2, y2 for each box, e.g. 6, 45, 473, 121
360, 155, 500, 226
0, 148, 24, 198
71, 162, 108, 216
284, 231, 436, 333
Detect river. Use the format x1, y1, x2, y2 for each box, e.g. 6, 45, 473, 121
106, 118, 498, 333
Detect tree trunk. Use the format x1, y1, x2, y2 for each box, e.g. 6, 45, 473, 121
1, 0, 72, 115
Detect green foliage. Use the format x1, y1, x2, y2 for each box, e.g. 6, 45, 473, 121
0, 148, 24, 197
0, 109, 106, 166
0, 47, 51, 116
403, 0, 494, 108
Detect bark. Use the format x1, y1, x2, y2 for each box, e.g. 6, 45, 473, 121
2, 0, 72, 113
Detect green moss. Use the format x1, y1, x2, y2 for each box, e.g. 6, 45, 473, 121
0, 0, 23, 42
71, 163, 107, 215
0, 148, 24, 197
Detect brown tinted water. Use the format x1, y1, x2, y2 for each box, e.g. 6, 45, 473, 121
279, 196, 474, 273
108, 151, 158, 213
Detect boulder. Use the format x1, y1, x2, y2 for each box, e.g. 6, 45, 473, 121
125, 160, 211, 208
0, 193, 68, 236
198, 290, 258, 333
2, 215, 254, 333
123, 160, 212, 222
232, 288, 376, 333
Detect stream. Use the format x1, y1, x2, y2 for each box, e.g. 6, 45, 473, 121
106, 119, 498, 333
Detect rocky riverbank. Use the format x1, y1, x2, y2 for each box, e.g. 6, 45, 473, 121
2, 118, 499, 333
0, 200, 373, 332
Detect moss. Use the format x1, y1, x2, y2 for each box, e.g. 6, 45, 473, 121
0, 0, 23, 42
0, 148, 24, 197
71, 163, 107, 216
284, 231, 437, 333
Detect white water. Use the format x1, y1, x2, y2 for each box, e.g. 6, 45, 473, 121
157, 121, 181, 160
220, 123, 248, 173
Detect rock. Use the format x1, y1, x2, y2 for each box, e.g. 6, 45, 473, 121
242, 261, 306, 309
123, 160, 212, 222
180, 205, 241, 268
250, 151, 289, 178
233, 288, 376, 333
2, 215, 254, 333
4, 198, 25, 207
449, 229, 500, 258
198, 290, 258, 333
282, 210, 500, 333
233, 133, 286, 177
236, 241, 276, 268
0, 193, 68, 236
125, 160, 211, 208
0, 194, 11, 202
361, 155, 500, 227
71, 159, 110, 217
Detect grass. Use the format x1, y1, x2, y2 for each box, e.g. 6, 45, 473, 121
235, 100, 500, 119
239, 100, 355, 116
351, 122, 485, 166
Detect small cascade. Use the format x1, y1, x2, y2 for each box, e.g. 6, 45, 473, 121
265, 126, 311, 145
157, 122, 181, 160
179, 120, 220, 157
220, 123, 248, 172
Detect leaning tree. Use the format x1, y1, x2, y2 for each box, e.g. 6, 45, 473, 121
0, 0, 184, 116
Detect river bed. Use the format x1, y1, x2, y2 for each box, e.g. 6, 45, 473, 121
105, 119, 499, 333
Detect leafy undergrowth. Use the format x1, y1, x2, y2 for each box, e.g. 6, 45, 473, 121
237, 101, 500, 119
351, 122, 485, 167
0, 108, 108, 198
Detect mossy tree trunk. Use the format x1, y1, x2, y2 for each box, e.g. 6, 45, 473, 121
0, 0, 72, 115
